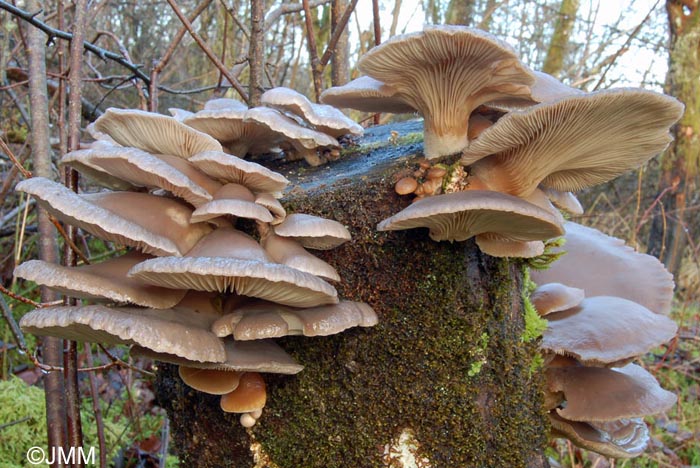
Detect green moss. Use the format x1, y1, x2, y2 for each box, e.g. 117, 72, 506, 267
467, 332, 489, 377
525, 237, 567, 271
521, 267, 548, 343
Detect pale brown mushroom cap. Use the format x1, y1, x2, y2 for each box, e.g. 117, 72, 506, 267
320, 76, 415, 114
254, 193, 286, 224
189, 150, 290, 193
132, 338, 303, 374
16, 177, 211, 256
549, 413, 649, 459
168, 108, 195, 122
220, 372, 266, 413
486, 70, 583, 111
190, 184, 273, 224
377, 190, 564, 242
542, 296, 677, 366
183, 106, 251, 152
262, 233, 340, 282
273, 213, 351, 250
59, 148, 137, 191
357, 25, 535, 158
128, 228, 339, 307
461, 89, 684, 195
474, 234, 545, 258
541, 187, 584, 215
261, 87, 363, 137
546, 363, 677, 422
14, 252, 187, 309
211, 300, 378, 340
20, 304, 225, 363
178, 366, 242, 395
531, 221, 675, 315
204, 98, 248, 111
61, 145, 215, 206
530, 283, 585, 316
93, 108, 222, 158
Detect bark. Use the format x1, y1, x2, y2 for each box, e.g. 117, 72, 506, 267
647, 1, 700, 276
330, 0, 349, 85
542, 0, 580, 77
24, 1, 67, 464
155, 121, 550, 468
249, 0, 265, 106
445, 0, 475, 26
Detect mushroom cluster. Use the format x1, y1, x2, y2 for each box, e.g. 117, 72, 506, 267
14, 108, 377, 427
321, 25, 683, 258
170, 87, 362, 166
530, 222, 678, 458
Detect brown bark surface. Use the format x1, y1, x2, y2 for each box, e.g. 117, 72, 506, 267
155, 122, 549, 467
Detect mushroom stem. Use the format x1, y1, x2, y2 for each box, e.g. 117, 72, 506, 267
227, 141, 252, 158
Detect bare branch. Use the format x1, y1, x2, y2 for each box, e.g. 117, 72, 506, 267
319, 0, 359, 66
264, 0, 331, 31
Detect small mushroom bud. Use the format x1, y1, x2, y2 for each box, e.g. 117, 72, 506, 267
421, 178, 442, 195
414, 184, 425, 196
250, 409, 263, 419
395, 177, 418, 195
413, 169, 425, 178
240, 413, 257, 428
426, 167, 447, 180
327, 148, 341, 161
418, 160, 431, 170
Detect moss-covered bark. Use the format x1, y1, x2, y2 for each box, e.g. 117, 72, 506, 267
155, 124, 549, 467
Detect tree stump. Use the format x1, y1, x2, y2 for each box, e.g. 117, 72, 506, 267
155, 121, 549, 467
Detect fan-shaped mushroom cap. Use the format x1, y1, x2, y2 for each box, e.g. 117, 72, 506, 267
546, 363, 676, 422
211, 300, 377, 340
14, 252, 187, 309
204, 98, 248, 111
255, 193, 286, 224
356, 25, 535, 158
59, 148, 137, 191
474, 234, 545, 258
20, 304, 225, 363
549, 413, 649, 459
261, 87, 363, 137
16, 177, 211, 256
461, 89, 684, 196
320, 76, 415, 114
62, 146, 216, 206
131, 338, 303, 374
541, 188, 584, 215
190, 183, 273, 224
168, 108, 195, 122
189, 150, 289, 193
377, 190, 564, 242
530, 283, 584, 316
93, 108, 222, 158
531, 222, 675, 315
542, 296, 677, 366
261, 233, 340, 281
273, 213, 351, 250
487, 70, 583, 111
128, 228, 339, 307
220, 372, 266, 413
179, 366, 242, 395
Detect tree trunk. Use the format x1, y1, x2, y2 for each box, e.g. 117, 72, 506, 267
330, 0, 350, 85
445, 0, 475, 26
155, 121, 549, 467
248, 0, 265, 106
541, 0, 580, 76
647, 1, 699, 277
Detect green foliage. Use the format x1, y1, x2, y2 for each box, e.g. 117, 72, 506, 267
520, 268, 547, 343
467, 332, 489, 377
525, 237, 566, 271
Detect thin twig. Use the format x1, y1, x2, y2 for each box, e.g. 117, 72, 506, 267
302, 0, 322, 99
264, 0, 331, 30
85, 346, 107, 468
0, 138, 32, 178
158, 417, 170, 468
164, 0, 250, 104
319, 0, 359, 67
48, 217, 90, 265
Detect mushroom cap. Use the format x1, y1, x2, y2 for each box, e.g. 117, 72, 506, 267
255, 193, 286, 224
549, 413, 649, 459
132, 338, 303, 374
273, 213, 352, 250
182, 106, 251, 150
220, 372, 266, 413
168, 108, 195, 122
211, 300, 378, 340
461, 89, 684, 195
188, 150, 290, 193
59, 148, 137, 191
128, 228, 339, 308
377, 190, 564, 242
261, 87, 363, 137
357, 25, 535, 158
61, 145, 215, 206
546, 363, 677, 422
179, 366, 242, 395
530, 282, 585, 316
320, 76, 415, 114
261, 233, 340, 281
244, 107, 339, 151
531, 222, 675, 315
14, 252, 187, 309
474, 234, 545, 258
190, 184, 273, 224
541, 187, 584, 215
20, 304, 225, 363
486, 70, 583, 111
542, 296, 678, 366
204, 98, 248, 111
15, 177, 211, 256
93, 108, 222, 158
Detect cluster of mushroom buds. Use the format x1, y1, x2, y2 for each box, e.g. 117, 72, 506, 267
13, 108, 377, 427
530, 222, 678, 458
321, 25, 684, 258
169, 86, 363, 167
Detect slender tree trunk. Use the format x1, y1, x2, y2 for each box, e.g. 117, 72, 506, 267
248, 0, 265, 106
647, 1, 700, 277
389, 0, 402, 37
330, 0, 349, 85
542, 0, 580, 76
24, 1, 67, 465
445, 0, 475, 25
155, 122, 549, 468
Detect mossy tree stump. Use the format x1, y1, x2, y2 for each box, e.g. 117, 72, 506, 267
155, 121, 549, 467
